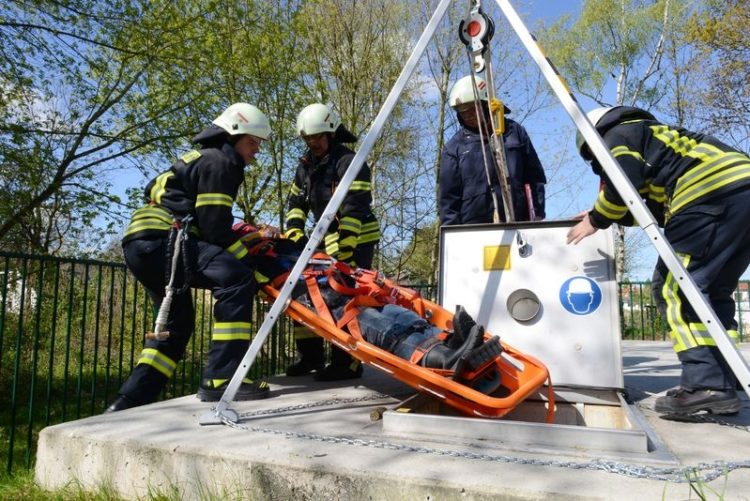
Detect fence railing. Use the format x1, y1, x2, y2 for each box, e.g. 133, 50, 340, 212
0, 250, 746, 475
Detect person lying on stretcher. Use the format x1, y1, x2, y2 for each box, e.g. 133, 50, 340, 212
234, 223, 504, 382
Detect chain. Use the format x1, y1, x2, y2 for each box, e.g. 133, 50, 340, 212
235, 393, 398, 419
219, 395, 750, 484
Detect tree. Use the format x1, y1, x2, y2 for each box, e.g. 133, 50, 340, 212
284, 0, 423, 272
684, 0, 750, 152
0, 1, 219, 253
540, 0, 692, 279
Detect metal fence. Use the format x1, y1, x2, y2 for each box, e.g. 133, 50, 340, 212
0, 250, 747, 475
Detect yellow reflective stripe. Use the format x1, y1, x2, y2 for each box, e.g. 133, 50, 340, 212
339, 216, 361, 233
594, 191, 628, 219
124, 206, 174, 236
254, 270, 270, 284
358, 220, 380, 244
290, 183, 302, 196
357, 232, 380, 245
137, 348, 177, 378
286, 208, 306, 223
124, 220, 171, 236
675, 148, 736, 192
619, 119, 645, 125
324, 232, 339, 255
226, 239, 248, 260
671, 161, 750, 214
180, 150, 202, 164
133, 205, 172, 223
293, 326, 317, 339
339, 235, 357, 249
196, 193, 234, 208
687, 324, 740, 347
650, 124, 750, 212
284, 228, 304, 241
662, 254, 695, 353
350, 180, 371, 191
149, 172, 174, 204
687, 323, 717, 347
611, 145, 644, 162
212, 321, 252, 341
648, 184, 666, 202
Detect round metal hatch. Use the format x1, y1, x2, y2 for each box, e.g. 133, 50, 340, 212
506, 288, 541, 322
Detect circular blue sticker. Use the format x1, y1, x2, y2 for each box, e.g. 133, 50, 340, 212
559, 276, 602, 315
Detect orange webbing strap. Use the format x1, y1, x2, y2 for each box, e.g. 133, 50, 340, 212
336, 295, 383, 340
408, 336, 444, 365
304, 273, 335, 325
327, 264, 371, 296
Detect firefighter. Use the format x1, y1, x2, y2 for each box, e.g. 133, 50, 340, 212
283, 103, 380, 381
568, 105, 750, 416
106, 103, 272, 412
440, 75, 547, 224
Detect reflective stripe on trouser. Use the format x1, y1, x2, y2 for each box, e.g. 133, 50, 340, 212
652, 187, 750, 389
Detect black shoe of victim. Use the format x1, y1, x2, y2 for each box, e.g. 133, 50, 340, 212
422, 323, 486, 370
447, 305, 476, 350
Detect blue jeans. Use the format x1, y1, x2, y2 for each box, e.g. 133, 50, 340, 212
356, 304, 442, 359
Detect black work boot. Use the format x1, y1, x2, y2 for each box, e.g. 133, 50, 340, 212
286, 337, 325, 376
654, 388, 741, 415
104, 395, 141, 413
422, 324, 486, 370
314, 347, 363, 381
447, 305, 476, 350
196, 378, 270, 401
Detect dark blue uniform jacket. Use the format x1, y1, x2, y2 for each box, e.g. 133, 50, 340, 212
439, 119, 546, 224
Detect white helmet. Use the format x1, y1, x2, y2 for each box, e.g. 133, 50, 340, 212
449, 75, 488, 107
296, 103, 340, 137
575, 106, 614, 155
213, 103, 271, 140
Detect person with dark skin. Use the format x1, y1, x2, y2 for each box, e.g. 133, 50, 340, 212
440, 75, 546, 225
568, 105, 750, 416
106, 103, 273, 412
283, 103, 380, 381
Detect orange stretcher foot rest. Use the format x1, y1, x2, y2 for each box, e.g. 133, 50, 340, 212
263, 277, 554, 421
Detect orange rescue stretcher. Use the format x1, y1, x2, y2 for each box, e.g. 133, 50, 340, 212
262, 258, 555, 422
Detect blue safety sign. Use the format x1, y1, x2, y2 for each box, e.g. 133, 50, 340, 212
559, 276, 602, 315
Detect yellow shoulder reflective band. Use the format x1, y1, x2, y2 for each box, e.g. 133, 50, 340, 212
196, 193, 234, 208
180, 150, 202, 164
149, 172, 174, 204
290, 182, 302, 196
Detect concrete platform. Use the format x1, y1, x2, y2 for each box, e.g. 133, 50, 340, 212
36, 341, 750, 500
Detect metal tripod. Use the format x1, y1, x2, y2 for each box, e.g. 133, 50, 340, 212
200, 0, 749, 426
